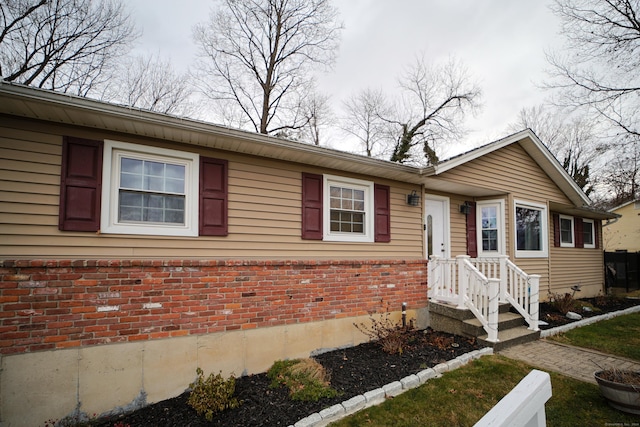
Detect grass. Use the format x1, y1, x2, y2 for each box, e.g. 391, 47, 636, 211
549, 312, 640, 361
331, 355, 640, 427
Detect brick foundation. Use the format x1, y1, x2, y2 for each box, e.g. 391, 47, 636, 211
0, 259, 428, 355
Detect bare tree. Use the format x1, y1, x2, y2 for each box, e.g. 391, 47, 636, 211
299, 92, 333, 146
340, 88, 393, 158
385, 57, 481, 165
193, 0, 342, 136
596, 138, 640, 206
1, 0, 137, 96
102, 53, 194, 116
546, 0, 640, 139
510, 105, 604, 195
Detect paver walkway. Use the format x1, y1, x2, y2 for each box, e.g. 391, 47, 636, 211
498, 339, 640, 384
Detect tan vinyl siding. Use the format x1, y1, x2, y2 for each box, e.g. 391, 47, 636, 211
434, 143, 604, 298
549, 246, 604, 299
603, 202, 640, 251
0, 120, 423, 259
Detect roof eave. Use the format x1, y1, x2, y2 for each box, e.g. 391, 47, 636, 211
0, 82, 423, 185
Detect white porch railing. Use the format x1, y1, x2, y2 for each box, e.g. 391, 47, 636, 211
428, 255, 540, 341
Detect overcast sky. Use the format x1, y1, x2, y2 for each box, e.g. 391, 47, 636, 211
129, 0, 563, 157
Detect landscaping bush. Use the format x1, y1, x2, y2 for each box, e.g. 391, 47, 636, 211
354, 306, 412, 354
267, 358, 339, 402
187, 368, 240, 421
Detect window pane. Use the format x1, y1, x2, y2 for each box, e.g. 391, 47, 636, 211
482, 230, 498, 251
516, 206, 542, 251
560, 218, 573, 243
119, 191, 185, 225
121, 158, 142, 174
584, 222, 594, 245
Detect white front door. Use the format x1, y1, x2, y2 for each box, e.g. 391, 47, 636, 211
425, 196, 450, 259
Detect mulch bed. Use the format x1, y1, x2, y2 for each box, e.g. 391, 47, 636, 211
538, 296, 640, 329
88, 296, 640, 427
92, 329, 479, 427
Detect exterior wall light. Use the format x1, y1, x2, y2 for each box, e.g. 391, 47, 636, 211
460, 202, 471, 215
407, 190, 420, 206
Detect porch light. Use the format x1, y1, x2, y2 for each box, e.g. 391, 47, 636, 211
406, 190, 420, 206
460, 202, 471, 215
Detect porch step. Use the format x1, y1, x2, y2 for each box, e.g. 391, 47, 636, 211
429, 301, 540, 350
477, 326, 540, 351
462, 312, 525, 337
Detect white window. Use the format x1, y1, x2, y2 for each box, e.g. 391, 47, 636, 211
583, 219, 595, 248
559, 214, 574, 247
101, 140, 199, 236
323, 175, 374, 242
477, 199, 505, 256
514, 201, 548, 258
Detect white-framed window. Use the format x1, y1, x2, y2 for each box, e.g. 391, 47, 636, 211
559, 214, 575, 247
514, 200, 548, 258
583, 219, 595, 248
101, 140, 199, 236
477, 199, 505, 256
323, 175, 374, 242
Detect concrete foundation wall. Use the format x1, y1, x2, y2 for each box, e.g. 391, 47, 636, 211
0, 309, 426, 427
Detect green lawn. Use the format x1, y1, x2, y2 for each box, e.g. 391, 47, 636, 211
331, 356, 639, 427
549, 312, 640, 361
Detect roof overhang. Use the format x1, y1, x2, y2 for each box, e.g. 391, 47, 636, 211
549, 201, 619, 220
0, 82, 423, 185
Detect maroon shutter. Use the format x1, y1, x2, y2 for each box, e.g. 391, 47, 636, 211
199, 157, 228, 236
595, 221, 600, 249
552, 214, 560, 247
466, 201, 477, 257
59, 137, 103, 231
374, 184, 391, 242
301, 173, 323, 240
575, 217, 584, 248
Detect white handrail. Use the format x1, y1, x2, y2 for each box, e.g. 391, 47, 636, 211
458, 255, 500, 343
428, 255, 540, 340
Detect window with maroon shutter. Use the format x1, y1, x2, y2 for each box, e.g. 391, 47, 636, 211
374, 184, 391, 242
301, 173, 323, 240
200, 157, 228, 236
466, 201, 477, 257
59, 137, 103, 231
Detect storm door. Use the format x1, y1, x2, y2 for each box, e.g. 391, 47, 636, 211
424, 196, 450, 259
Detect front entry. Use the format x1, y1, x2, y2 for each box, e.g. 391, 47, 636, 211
424, 196, 450, 259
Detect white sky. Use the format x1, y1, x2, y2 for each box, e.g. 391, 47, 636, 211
129, 0, 562, 157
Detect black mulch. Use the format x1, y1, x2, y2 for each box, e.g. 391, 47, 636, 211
92, 329, 480, 427
537, 296, 640, 329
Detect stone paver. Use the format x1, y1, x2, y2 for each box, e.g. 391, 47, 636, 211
498, 339, 640, 384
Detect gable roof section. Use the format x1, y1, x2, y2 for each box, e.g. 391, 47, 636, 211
427, 129, 591, 207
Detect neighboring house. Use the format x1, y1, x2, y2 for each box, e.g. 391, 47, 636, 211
603, 199, 640, 252
0, 83, 614, 426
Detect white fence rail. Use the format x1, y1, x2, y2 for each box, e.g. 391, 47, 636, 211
428, 255, 540, 340
474, 369, 552, 427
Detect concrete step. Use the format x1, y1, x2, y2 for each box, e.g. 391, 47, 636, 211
429, 301, 512, 322
462, 311, 526, 337
477, 326, 541, 351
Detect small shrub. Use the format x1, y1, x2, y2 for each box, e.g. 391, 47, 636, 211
187, 368, 240, 421
549, 292, 576, 315
354, 304, 412, 354
267, 358, 339, 402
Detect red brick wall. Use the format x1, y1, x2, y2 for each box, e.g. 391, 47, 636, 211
0, 259, 428, 355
